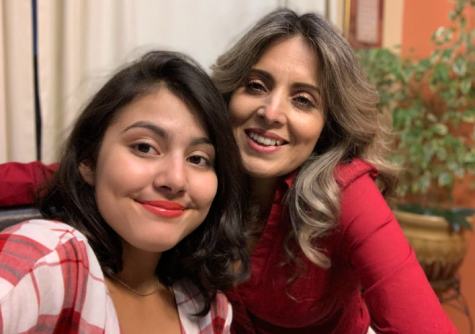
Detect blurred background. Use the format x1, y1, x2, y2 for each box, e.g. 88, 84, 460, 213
1, 0, 343, 164
0, 0, 473, 332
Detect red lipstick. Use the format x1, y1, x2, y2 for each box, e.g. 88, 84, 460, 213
140, 200, 186, 219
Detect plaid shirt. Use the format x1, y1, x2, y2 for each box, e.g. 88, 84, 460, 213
0, 219, 231, 333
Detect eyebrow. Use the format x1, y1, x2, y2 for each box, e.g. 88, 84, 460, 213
249, 68, 321, 95
122, 121, 213, 146
122, 121, 168, 138
190, 137, 213, 146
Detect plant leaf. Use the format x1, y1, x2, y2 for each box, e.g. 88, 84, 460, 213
433, 123, 448, 135
443, 208, 475, 231
460, 78, 472, 94
453, 57, 467, 76
438, 172, 454, 187
462, 108, 475, 123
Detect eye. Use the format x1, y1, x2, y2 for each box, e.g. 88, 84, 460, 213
245, 80, 267, 94
292, 94, 319, 110
132, 142, 158, 155
187, 155, 212, 167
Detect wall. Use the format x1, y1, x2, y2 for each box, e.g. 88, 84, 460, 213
382, 0, 404, 51
401, 0, 454, 58
401, 1, 475, 333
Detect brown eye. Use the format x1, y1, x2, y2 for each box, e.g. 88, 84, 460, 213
187, 155, 211, 167
131, 142, 158, 155
245, 80, 266, 93
292, 94, 319, 110
294, 96, 313, 106
137, 143, 152, 153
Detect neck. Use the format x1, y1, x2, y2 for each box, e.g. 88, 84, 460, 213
118, 241, 162, 288
250, 176, 279, 213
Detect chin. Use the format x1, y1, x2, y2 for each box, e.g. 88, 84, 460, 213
132, 239, 179, 253
245, 169, 281, 180
242, 162, 278, 178
146, 244, 177, 254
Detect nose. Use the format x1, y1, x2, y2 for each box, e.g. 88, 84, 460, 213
153, 155, 187, 194
257, 90, 287, 125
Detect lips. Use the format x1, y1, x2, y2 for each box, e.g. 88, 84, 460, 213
243, 130, 287, 154
139, 200, 186, 219
245, 129, 288, 147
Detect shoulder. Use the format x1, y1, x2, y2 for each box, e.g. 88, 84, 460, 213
336, 159, 394, 233
0, 218, 88, 254
0, 219, 92, 291
1, 218, 85, 236
335, 158, 378, 190
174, 280, 232, 334
0, 219, 115, 333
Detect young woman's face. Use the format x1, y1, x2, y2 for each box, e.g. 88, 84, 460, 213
229, 36, 325, 181
80, 88, 217, 254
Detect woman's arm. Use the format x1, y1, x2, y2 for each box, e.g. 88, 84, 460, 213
339, 174, 458, 334
0, 161, 58, 206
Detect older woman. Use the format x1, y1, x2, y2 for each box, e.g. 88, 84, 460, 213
212, 8, 456, 334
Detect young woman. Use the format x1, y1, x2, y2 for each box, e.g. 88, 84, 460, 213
211, 8, 457, 334
0, 9, 458, 334
0, 51, 249, 333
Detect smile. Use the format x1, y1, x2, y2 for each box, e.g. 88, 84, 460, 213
246, 130, 287, 147
139, 200, 186, 219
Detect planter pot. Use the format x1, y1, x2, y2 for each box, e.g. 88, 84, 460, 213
394, 210, 470, 294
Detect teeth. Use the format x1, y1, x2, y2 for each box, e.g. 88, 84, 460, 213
249, 132, 283, 146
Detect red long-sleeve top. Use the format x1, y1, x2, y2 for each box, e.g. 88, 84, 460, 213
227, 159, 457, 333
0, 161, 58, 207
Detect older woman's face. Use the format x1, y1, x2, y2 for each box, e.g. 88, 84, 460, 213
229, 36, 324, 181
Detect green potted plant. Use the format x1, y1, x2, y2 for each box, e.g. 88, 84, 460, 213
356, 0, 475, 292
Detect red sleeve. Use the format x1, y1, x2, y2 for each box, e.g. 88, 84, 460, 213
338, 172, 457, 333
0, 161, 58, 207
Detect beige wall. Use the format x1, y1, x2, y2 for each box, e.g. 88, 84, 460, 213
382, 0, 405, 51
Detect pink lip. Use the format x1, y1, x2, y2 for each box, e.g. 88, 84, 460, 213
246, 128, 287, 142
244, 129, 287, 154
140, 200, 186, 219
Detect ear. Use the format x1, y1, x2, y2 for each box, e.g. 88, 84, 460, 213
78, 160, 96, 186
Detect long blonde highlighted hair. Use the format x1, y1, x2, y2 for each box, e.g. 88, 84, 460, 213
212, 8, 398, 268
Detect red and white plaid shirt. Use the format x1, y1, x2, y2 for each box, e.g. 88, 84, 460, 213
0, 219, 232, 333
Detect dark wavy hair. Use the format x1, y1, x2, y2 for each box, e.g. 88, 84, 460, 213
39, 51, 250, 315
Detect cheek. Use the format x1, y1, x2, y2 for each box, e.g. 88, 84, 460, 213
98, 147, 153, 185
191, 173, 218, 208
93, 154, 148, 208
299, 117, 325, 147
228, 94, 239, 117
228, 107, 241, 129
228, 94, 249, 124
94, 170, 125, 214
229, 95, 253, 142
306, 129, 323, 149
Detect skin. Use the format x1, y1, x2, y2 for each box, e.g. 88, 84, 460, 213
79, 87, 218, 333
229, 36, 325, 206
